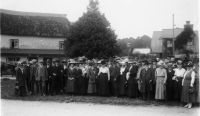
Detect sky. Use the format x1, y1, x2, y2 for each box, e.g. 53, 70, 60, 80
1, 0, 199, 39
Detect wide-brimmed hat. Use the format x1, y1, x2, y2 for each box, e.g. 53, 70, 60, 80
157, 60, 164, 66
186, 62, 193, 67
101, 60, 106, 65
39, 59, 44, 63
177, 60, 183, 65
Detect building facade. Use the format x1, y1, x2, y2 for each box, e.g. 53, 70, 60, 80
151, 21, 199, 58
0, 9, 70, 63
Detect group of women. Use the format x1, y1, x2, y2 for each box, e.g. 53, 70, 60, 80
15, 58, 199, 109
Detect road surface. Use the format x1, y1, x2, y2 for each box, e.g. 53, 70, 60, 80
1, 99, 199, 116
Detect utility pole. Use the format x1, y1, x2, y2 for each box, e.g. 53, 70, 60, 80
172, 14, 175, 56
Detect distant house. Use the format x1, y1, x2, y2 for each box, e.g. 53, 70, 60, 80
132, 48, 151, 54
0, 9, 70, 63
151, 21, 199, 57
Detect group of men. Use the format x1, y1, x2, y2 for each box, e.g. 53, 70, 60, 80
15, 57, 199, 105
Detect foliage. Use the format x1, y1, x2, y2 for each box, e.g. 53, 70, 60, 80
175, 27, 195, 53
1, 13, 70, 37
65, 0, 120, 59
117, 35, 151, 56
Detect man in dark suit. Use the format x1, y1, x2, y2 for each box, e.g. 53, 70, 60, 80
16, 61, 27, 97
49, 59, 56, 95
23, 61, 31, 95
46, 59, 52, 95
29, 59, 37, 95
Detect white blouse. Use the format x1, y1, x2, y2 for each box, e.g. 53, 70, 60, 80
174, 68, 186, 77
98, 67, 110, 80
120, 67, 126, 75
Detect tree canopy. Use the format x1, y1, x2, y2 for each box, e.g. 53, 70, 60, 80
65, 0, 120, 59
175, 27, 195, 53
117, 35, 151, 56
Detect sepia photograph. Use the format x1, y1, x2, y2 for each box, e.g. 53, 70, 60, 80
0, 0, 199, 116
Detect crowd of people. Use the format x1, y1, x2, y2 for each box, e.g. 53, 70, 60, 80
15, 57, 199, 108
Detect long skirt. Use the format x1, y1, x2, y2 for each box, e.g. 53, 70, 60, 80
126, 78, 138, 98
19, 86, 26, 97
109, 79, 118, 96
66, 77, 75, 93
88, 80, 96, 94
98, 73, 109, 96
155, 77, 165, 100
181, 80, 196, 103
173, 77, 182, 101
196, 78, 200, 103
76, 76, 86, 95
118, 75, 126, 96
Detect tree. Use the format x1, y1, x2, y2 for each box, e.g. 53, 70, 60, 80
65, 0, 120, 59
175, 27, 195, 54
117, 35, 151, 56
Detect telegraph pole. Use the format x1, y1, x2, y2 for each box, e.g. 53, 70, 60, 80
172, 14, 175, 56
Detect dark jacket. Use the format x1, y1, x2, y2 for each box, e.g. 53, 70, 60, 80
16, 68, 26, 86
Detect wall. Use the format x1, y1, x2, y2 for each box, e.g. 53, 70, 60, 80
1, 35, 65, 49
151, 31, 162, 53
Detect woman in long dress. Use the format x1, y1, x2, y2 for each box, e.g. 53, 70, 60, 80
118, 62, 129, 97
155, 61, 167, 100
166, 63, 175, 101
87, 63, 96, 95
181, 62, 196, 108
66, 64, 76, 94
127, 62, 139, 98
97, 61, 110, 96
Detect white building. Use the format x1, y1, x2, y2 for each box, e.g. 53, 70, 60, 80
151, 21, 199, 57
0, 9, 70, 63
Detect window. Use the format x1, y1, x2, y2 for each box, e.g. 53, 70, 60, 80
10, 39, 19, 48
167, 41, 172, 47
59, 41, 64, 50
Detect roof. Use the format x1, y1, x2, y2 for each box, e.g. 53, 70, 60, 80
1, 48, 65, 56
0, 9, 67, 17
0, 9, 70, 38
161, 28, 183, 38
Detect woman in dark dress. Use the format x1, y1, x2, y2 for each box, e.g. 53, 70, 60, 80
126, 62, 139, 98
97, 61, 110, 96
66, 64, 76, 94
76, 64, 85, 95
166, 63, 175, 101
87, 63, 97, 95
118, 62, 129, 97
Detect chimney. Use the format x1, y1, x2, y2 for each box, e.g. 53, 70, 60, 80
184, 21, 193, 30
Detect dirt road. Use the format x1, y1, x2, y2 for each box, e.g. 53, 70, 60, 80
1, 99, 199, 116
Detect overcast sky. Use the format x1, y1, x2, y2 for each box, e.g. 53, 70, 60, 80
1, 0, 199, 39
